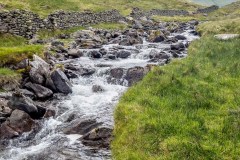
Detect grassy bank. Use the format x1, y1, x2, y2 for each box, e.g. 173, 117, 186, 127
0, 0, 200, 16
0, 34, 43, 67
113, 35, 240, 159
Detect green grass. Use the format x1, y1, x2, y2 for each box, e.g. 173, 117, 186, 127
198, 18, 240, 35
152, 15, 206, 22
37, 26, 86, 39
0, 34, 44, 67
113, 36, 240, 160
92, 22, 128, 30
0, 0, 201, 16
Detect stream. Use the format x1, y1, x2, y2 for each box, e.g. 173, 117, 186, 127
0, 25, 199, 160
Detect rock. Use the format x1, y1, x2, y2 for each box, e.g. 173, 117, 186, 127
8, 109, 35, 134
92, 85, 104, 93
64, 63, 95, 76
64, 70, 78, 79
170, 42, 185, 51
89, 50, 102, 59
81, 127, 113, 149
117, 50, 131, 59
214, 34, 240, 40
64, 119, 102, 135
133, 20, 143, 29
19, 89, 36, 99
14, 59, 29, 70
105, 54, 117, 60
174, 35, 187, 40
7, 92, 45, 119
0, 123, 19, 139
153, 35, 165, 43
25, 82, 53, 99
149, 50, 170, 60
68, 49, 83, 58
119, 37, 143, 46
51, 40, 64, 47
125, 67, 145, 86
44, 108, 56, 118
51, 69, 72, 94
29, 55, 50, 84
110, 68, 124, 79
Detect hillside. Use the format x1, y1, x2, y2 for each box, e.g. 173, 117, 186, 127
190, 0, 238, 7
0, 0, 201, 16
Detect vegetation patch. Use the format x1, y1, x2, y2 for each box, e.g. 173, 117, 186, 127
0, 34, 44, 67
112, 36, 240, 159
92, 22, 128, 30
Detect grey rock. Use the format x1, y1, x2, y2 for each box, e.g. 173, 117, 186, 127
117, 50, 131, 59
125, 67, 145, 86
25, 82, 53, 99
68, 49, 83, 58
92, 85, 104, 93
51, 69, 72, 94
81, 127, 113, 149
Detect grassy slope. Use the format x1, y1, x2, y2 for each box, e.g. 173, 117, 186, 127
113, 3, 240, 160
0, 0, 200, 16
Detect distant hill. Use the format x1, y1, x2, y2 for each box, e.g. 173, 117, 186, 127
191, 0, 238, 7
0, 0, 201, 16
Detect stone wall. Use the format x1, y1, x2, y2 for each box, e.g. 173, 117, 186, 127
0, 9, 124, 39
130, 8, 189, 19
196, 5, 219, 14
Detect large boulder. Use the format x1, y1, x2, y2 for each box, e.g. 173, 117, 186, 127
51, 69, 72, 94
7, 92, 46, 119
81, 127, 113, 149
0, 123, 19, 139
25, 82, 53, 99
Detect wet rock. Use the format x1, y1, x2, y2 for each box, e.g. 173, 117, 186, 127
64, 70, 78, 79
132, 20, 143, 29
44, 108, 56, 118
105, 54, 117, 60
92, 85, 104, 93
25, 82, 53, 99
8, 109, 35, 135
119, 37, 143, 46
89, 50, 102, 59
51, 69, 72, 94
149, 50, 170, 60
81, 127, 113, 149
45, 76, 57, 92
110, 68, 124, 79
117, 50, 131, 59
7, 92, 45, 119
0, 123, 19, 139
125, 67, 145, 86
68, 49, 83, 58
0, 117, 7, 123
64, 119, 102, 135
153, 35, 165, 43
170, 42, 185, 51
174, 35, 187, 40
64, 63, 95, 76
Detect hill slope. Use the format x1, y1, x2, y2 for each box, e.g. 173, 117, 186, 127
0, 0, 200, 16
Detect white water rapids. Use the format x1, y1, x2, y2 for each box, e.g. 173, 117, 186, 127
0, 29, 199, 160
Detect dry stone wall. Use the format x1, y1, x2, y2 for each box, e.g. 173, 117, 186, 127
196, 5, 219, 14
0, 9, 124, 39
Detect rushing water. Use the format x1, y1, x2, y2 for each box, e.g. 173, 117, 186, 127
0, 28, 199, 160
